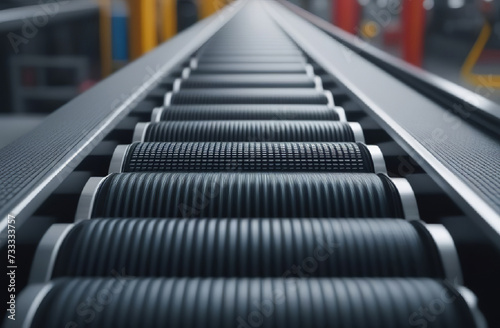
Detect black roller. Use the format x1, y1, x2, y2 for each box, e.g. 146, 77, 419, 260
181, 74, 316, 88
118, 142, 375, 173
53, 218, 444, 278
198, 55, 305, 63
200, 46, 301, 53
155, 105, 341, 121
89, 172, 404, 218
191, 63, 308, 74
24, 278, 477, 328
167, 89, 331, 105
200, 44, 300, 50
142, 121, 357, 142
199, 49, 303, 56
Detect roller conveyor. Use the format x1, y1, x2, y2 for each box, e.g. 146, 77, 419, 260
2, 0, 500, 327
176, 74, 318, 88
77, 172, 409, 219
135, 121, 361, 142
191, 63, 310, 74
165, 89, 334, 105
35, 218, 444, 279
19, 278, 478, 328
197, 55, 306, 63
150, 104, 345, 121
109, 142, 382, 173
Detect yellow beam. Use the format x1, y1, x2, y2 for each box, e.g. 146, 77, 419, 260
160, 0, 177, 42
461, 22, 500, 88
98, 0, 112, 77
128, 0, 158, 60
198, 0, 225, 19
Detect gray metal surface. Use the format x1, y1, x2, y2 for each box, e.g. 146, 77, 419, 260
29, 224, 74, 284
264, 1, 500, 245
425, 224, 464, 284
0, 1, 244, 243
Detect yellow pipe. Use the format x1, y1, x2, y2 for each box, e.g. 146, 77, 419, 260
98, 0, 112, 77
461, 22, 500, 88
160, 0, 177, 42
128, 0, 158, 60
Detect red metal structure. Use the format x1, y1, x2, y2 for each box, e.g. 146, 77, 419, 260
402, 0, 425, 67
333, 0, 360, 34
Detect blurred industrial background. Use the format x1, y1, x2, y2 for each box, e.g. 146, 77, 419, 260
0, 0, 498, 148
291, 0, 500, 101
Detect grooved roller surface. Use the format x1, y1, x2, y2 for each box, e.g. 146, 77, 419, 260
201, 48, 303, 55
31, 278, 475, 328
158, 105, 340, 121
144, 121, 355, 142
198, 56, 305, 63
192, 63, 306, 74
53, 218, 443, 278
123, 142, 373, 173
169, 89, 328, 105
91, 172, 404, 218
182, 74, 315, 88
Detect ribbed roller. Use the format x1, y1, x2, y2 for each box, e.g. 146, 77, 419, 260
156, 105, 340, 121
143, 121, 357, 142
199, 46, 301, 53
198, 56, 305, 63
198, 49, 303, 56
201, 44, 299, 50
192, 63, 308, 75
53, 218, 443, 278
200, 44, 300, 51
181, 74, 316, 88
120, 142, 374, 173
167, 89, 330, 105
27, 278, 476, 328
200, 44, 301, 51
90, 172, 404, 218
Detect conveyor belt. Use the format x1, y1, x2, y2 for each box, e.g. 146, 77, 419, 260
3, 0, 498, 327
